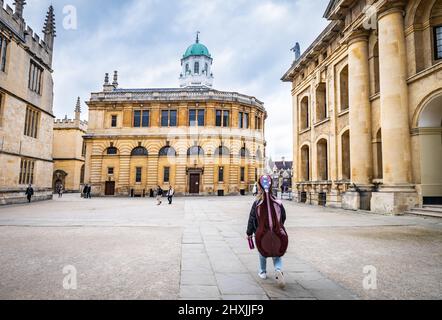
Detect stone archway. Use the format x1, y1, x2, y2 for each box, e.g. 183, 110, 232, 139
53, 170, 68, 193
417, 93, 442, 204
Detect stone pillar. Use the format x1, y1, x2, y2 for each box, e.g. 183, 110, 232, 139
371, 5, 418, 215
342, 32, 373, 210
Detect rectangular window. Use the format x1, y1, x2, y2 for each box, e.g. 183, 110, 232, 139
111, 115, 117, 127
0, 35, 8, 72
434, 26, 442, 60
108, 167, 114, 175
133, 110, 141, 127
24, 106, 40, 138
218, 167, 224, 182
197, 110, 205, 126
169, 110, 177, 127
244, 113, 249, 129
142, 110, 149, 127
135, 167, 142, 183
161, 110, 169, 127
19, 158, 35, 185
239, 112, 244, 129
216, 110, 222, 127
189, 109, 196, 126
164, 167, 170, 183
82, 141, 86, 157
240, 167, 245, 182
28, 60, 43, 94
223, 111, 230, 127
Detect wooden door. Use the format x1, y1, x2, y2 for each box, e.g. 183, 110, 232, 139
105, 181, 115, 196
189, 174, 200, 194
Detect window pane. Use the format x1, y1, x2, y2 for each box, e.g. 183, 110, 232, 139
194, 62, 199, 74
189, 109, 196, 126
218, 167, 224, 182
136, 167, 142, 183
239, 112, 243, 128
170, 110, 177, 127
111, 115, 117, 127
161, 110, 169, 127
164, 167, 170, 183
142, 111, 149, 127
198, 110, 205, 126
216, 110, 222, 127
134, 110, 141, 127
224, 111, 229, 127
244, 113, 249, 129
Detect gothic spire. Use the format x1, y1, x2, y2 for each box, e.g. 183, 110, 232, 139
75, 97, 81, 120
13, 0, 26, 19
43, 5, 56, 50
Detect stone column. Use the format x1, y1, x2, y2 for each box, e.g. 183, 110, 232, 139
342, 32, 373, 211
371, 5, 418, 214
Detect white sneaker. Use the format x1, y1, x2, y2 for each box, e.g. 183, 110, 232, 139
258, 272, 267, 280
275, 270, 286, 289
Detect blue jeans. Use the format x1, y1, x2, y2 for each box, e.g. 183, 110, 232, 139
259, 254, 282, 274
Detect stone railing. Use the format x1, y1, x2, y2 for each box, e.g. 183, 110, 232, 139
90, 88, 265, 110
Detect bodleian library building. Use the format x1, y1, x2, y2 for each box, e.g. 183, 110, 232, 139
83, 35, 267, 197
282, 0, 442, 214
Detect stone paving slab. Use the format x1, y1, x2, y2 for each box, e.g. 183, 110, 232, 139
1, 195, 440, 300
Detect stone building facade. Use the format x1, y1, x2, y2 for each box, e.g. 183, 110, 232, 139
0, 2, 56, 204
53, 98, 87, 193
282, 0, 442, 214
84, 36, 267, 197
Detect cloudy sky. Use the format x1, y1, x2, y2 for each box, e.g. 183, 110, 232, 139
9, 0, 330, 160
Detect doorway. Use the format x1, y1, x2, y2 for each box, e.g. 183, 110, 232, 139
105, 181, 115, 196
189, 174, 200, 194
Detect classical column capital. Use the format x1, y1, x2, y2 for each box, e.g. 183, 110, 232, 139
347, 29, 370, 46
378, 1, 406, 21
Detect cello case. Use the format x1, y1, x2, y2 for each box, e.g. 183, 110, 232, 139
255, 175, 289, 258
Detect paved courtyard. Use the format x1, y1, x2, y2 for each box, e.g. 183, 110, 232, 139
0, 195, 441, 300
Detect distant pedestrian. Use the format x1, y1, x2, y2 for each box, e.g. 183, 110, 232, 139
25, 184, 34, 203
83, 185, 88, 199
57, 184, 64, 198
149, 188, 154, 198
252, 182, 258, 197
86, 185, 92, 199
167, 186, 175, 205
156, 185, 163, 205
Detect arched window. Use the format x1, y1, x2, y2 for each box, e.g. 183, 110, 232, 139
300, 96, 309, 130
340, 66, 349, 111
204, 63, 208, 74
317, 139, 328, 181
131, 146, 148, 156
315, 83, 327, 122
341, 131, 350, 180
185, 63, 190, 74
106, 147, 118, 155
373, 42, 380, 94
301, 145, 310, 181
215, 146, 230, 157
187, 146, 204, 157
194, 62, 200, 74
159, 146, 177, 157
239, 147, 250, 158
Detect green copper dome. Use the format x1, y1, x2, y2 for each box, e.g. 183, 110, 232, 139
183, 36, 211, 59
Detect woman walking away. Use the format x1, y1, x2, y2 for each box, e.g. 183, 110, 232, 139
156, 185, 163, 205
25, 184, 34, 203
167, 186, 175, 205
247, 175, 288, 289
